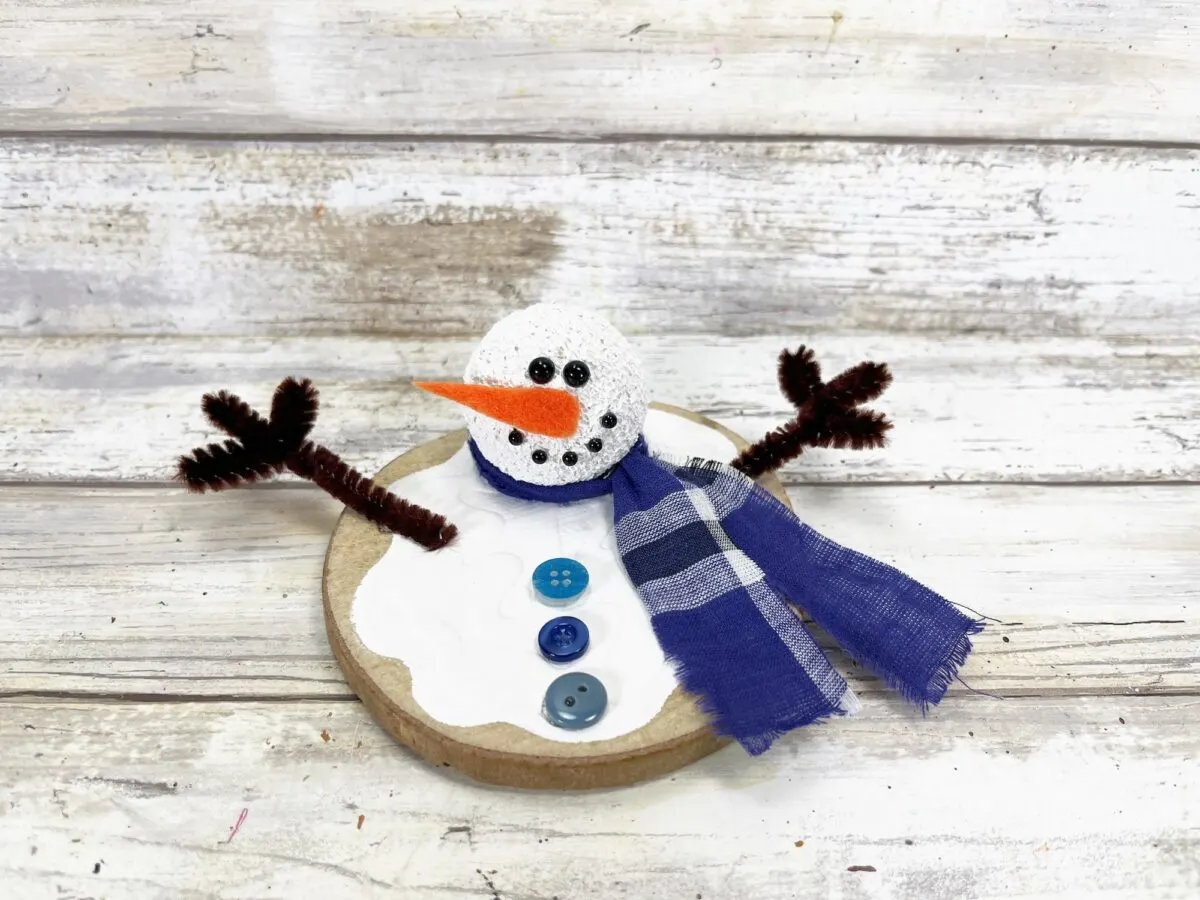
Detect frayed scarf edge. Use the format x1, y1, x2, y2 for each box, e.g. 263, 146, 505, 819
860, 616, 987, 713
666, 652, 861, 757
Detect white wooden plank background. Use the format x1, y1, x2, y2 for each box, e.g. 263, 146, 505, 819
2, 697, 1197, 900
3, 140, 1198, 485
1, 1, 1198, 140
4, 3, 1200, 898
4, 333, 1199, 484
3, 140, 1200, 341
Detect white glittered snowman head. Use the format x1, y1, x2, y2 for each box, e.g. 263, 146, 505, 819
416, 304, 649, 485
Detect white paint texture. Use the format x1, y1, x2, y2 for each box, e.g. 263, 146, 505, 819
2, 1, 1199, 139
4, 141, 1200, 344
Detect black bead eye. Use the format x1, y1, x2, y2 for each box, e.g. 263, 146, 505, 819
527, 357, 556, 384
531, 449, 548, 464
562, 360, 590, 388
600, 412, 617, 429
508, 429, 524, 446
562, 451, 578, 466
587, 438, 603, 453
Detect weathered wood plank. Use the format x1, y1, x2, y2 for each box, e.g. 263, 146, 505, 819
3, 333, 1197, 484
2, 484, 1195, 701
3, 140, 1200, 341
2, 1, 1198, 140
0, 696, 1196, 899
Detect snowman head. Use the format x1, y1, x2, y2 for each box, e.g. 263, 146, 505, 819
416, 304, 648, 485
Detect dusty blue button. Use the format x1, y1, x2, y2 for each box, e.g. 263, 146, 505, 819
532, 557, 589, 606
542, 672, 607, 730
537, 616, 589, 663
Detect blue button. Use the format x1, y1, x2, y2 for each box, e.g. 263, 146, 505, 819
532, 557, 589, 606
542, 672, 608, 730
537, 616, 590, 663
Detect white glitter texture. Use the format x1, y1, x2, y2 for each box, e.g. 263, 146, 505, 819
462, 303, 649, 485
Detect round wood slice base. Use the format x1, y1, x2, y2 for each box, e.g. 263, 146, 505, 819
322, 403, 791, 790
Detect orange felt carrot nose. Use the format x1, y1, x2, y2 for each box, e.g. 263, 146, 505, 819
414, 382, 581, 439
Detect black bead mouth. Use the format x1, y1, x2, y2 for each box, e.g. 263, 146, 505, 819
526, 430, 612, 469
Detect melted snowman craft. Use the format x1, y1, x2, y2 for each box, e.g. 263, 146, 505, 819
177, 303, 982, 788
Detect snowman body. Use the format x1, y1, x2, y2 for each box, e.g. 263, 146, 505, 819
352, 407, 739, 742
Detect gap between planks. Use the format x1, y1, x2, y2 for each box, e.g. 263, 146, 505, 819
4, 480, 1200, 490
4, 686, 1199, 705
5, 131, 1200, 152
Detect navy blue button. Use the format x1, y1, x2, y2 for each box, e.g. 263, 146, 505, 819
542, 672, 608, 730
532, 557, 589, 606
537, 616, 590, 663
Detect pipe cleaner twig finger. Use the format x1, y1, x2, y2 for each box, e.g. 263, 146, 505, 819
731, 346, 894, 478
175, 377, 458, 551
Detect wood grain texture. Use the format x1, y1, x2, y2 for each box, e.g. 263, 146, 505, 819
1, 696, 1196, 899
3, 140, 1200, 342
3, 332, 1198, 484
3, 482, 1195, 702
4, 139, 1199, 485
3, 0, 1196, 891
2, 1, 1198, 140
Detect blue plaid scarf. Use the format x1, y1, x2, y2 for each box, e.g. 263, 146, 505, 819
469, 437, 982, 754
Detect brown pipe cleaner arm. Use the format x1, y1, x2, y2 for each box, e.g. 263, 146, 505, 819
731, 346, 894, 479
175, 377, 458, 551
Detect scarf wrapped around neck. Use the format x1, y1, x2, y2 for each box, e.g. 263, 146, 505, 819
469, 436, 982, 754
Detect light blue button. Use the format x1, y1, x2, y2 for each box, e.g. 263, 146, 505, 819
532, 557, 589, 606
542, 672, 607, 730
